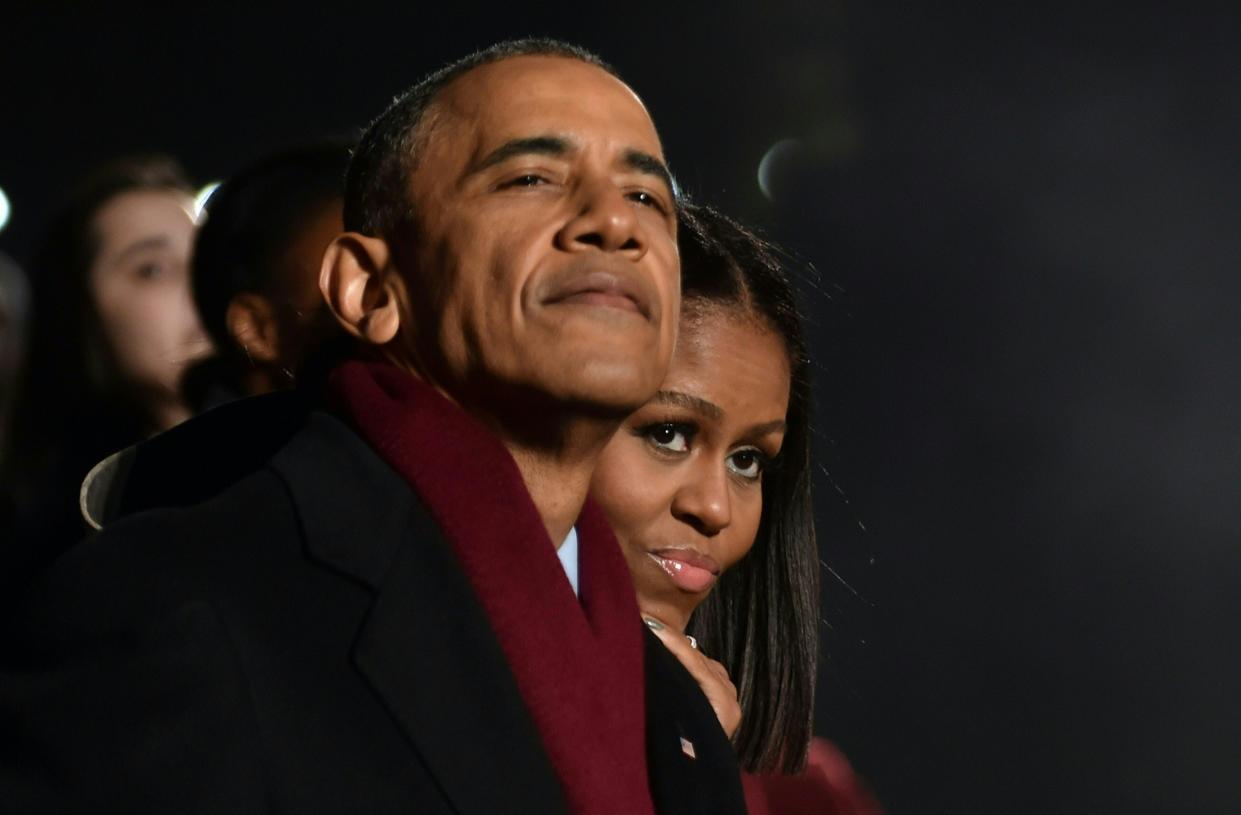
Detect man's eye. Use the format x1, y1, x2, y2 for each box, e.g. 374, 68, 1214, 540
641, 422, 692, 454
726, 449, 766, 481
627, 190, 664, 211
503, 174, 548, 188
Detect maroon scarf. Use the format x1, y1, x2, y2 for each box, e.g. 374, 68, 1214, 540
329, 360, 655, 815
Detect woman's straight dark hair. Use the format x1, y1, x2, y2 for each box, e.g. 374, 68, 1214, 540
2, 156, 193, 586
678, 202, 819, 775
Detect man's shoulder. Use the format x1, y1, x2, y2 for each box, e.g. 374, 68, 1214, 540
81, 390, 316, 528
17, 465, 298, 640
16, 394, 404, 640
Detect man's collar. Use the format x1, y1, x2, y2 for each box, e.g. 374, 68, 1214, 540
558, 527, 579, 597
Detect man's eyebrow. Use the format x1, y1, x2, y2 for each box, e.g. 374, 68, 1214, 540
621, 148, 676, 200
473, 135, 573, 174
113, 237, 170, 263
652, 390, 722, 420
469, 137, 676, 200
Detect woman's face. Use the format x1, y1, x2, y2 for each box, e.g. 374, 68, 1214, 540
591, 307, 792, 631
88, 189, 210, 424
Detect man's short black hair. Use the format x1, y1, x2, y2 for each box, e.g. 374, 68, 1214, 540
345, 38, 617, 239
193, 140, 352, 356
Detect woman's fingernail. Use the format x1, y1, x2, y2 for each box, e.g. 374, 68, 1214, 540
643, 617, 664, 631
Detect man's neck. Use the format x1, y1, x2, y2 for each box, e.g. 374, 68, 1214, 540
501, 415, 619, 546
392, 356, 627, 546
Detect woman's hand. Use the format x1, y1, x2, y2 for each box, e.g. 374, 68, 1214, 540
644, 617, 741, 739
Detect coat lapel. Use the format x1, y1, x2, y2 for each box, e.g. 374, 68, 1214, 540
271, 412, 568, 815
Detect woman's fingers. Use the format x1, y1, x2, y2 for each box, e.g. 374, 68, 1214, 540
644, 617, 742, 738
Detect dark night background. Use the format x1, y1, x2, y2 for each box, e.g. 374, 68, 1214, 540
3, 2, 1239, 813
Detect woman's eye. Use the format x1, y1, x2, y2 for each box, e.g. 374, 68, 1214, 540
643, 423, 691, 454
727, 449, 766, 481
134, 262, 163, 281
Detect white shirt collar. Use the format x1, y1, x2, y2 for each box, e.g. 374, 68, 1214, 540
558, 527, 579, 598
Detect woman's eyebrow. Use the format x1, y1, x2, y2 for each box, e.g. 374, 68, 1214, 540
113, 236, 170, 263
652, 389, 722, 420
744, 419, 787, 437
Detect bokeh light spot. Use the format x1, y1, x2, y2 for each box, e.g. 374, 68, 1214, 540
0, 185, 11, 233
192, 181, 222, 223
757, 139, 801, 201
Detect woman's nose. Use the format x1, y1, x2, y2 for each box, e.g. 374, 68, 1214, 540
670, 458, 731, 536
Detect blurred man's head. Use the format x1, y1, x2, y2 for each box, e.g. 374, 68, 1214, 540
322, 40, 680, 422
188, 141, 350, 403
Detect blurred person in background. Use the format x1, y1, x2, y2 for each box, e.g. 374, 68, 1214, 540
182, 141, 349, 410
594, 204, 882, 815
1, 155, 210, 584
0, 252, 31, 523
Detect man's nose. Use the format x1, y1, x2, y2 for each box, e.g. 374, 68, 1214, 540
670, 459, 732, 537
556, 179, 647, 258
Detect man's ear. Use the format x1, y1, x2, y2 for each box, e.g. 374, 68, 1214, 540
320, 232, 404, 345
226, 293, 281, 362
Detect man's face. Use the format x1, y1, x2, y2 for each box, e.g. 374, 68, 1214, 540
400, 55, 680, 417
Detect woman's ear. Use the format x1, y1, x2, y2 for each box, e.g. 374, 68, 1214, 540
225, 293, 281, 362
320, 232, 404, 345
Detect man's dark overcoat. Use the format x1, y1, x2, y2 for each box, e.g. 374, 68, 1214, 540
0, 393, 745, 814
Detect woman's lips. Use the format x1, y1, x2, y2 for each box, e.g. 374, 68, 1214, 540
648, 548, 720, 593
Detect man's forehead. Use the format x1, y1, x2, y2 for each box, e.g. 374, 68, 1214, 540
430, 55, 661, 155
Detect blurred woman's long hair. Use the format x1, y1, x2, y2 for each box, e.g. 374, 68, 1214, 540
2, 155, 192, 560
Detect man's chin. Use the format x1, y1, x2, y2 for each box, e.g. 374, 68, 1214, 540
457, 359, 662, 424
537, 303, 668, 348
547, 357, 666, 413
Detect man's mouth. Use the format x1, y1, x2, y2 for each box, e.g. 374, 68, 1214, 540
543, 269, 650, 318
